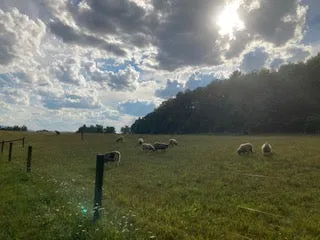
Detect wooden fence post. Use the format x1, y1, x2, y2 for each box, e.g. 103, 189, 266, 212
93, 154, 105, 223
8, 142, 13, 161
27, 146, 32, 173
81, 132, 84, 140
22, 137, 25, 148
1, 141, 4, 153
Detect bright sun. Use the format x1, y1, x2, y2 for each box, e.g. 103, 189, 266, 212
216, 0, 245, 40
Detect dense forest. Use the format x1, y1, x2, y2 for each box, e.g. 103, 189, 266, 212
131, 54, 320, 134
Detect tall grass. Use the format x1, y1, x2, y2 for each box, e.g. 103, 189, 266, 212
1, 131, 320, 239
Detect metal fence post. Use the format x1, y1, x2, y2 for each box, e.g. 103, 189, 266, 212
1, 141, 4, 153
93, 154, 105, 223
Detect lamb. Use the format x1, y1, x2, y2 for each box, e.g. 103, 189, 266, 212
261, 142, 272, 156
104, 151, 121, 166
138, 138, 144, 145
169, 139, 178, 146
115, 136, 124, 143
153, 142, 169, 151
142, 143, 155, 152
237, 143, 253, 155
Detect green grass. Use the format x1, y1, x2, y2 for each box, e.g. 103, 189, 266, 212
1, 131, 320, 239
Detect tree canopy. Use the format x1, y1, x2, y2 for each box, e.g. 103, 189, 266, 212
131, 54, 320, 134
77, 124, 115, 134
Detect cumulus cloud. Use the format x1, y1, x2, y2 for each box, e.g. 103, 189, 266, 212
85, 63, 140, 91
107, 65, 140, 91
39, 89, 101, 110
185, 72, 216, 90
287, 46, 312, 62
270, 58, 284, 69
0, 88, 30, 105
0, 8, 46, 68
155, 79, 184, 99
118, 100, 156, 116
240, 47, 269, 72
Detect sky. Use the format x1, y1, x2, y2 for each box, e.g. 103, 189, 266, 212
0, 0, 319, 132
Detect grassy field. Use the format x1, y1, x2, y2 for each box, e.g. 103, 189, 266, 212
0, 131, 320, 239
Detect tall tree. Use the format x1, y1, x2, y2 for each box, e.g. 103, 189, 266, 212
131, 54, 320, 134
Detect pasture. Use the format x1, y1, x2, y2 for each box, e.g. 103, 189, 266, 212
1, 131, 320, 239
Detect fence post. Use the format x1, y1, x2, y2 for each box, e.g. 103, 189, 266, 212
8, 142, 13, 161
93, 154, 105, 223
81, 132, 84, 140
1, 141, 4, 153
27, 146, 32, 173
22, 137, 25, 148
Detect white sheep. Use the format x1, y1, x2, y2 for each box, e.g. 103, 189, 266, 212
142, 143, 155, 151
115, 136, 124, 143
237, 143, 253, 155
154, 142, 169, 151
138, 138, 144, 145
104, 151, 121, 166
169, 139, 178, 146
261, 142, 272, 156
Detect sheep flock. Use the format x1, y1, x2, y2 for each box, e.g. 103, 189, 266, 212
237, 142, 273, 156
106, 134, 274, 168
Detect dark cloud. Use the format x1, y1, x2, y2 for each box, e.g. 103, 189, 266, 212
2, 0, 308, 71
68, 0, 156, 35
240, 47, 269, 72
224, 31, 251, 59
155, 79, 184, 98
49, 21, 127, 56
48, 0, 308, 70
239, 0, 300, 46
154, 0, 223, 70
118, 100, 156, 116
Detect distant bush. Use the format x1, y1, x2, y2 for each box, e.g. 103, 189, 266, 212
0, 125, 27, 131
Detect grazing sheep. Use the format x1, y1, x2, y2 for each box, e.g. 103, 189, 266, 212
142, 143, 155, 152
154, 142, 169, 151
138, 138, 144, 145
169, 138, 178, 146
261, 142, 272, 156
116, 136, 124, 143
237, 143, 253, 155
55, 130, 60, 135
104, 151, 121, 166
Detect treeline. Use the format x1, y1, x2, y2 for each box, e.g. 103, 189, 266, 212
0, 125, 28, 131
76, 124, 115, 133
131, 54, 320, 134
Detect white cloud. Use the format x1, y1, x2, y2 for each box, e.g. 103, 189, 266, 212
0, 8, 46, 69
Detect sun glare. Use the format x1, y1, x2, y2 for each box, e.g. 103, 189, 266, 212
216, 0, 245, 40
